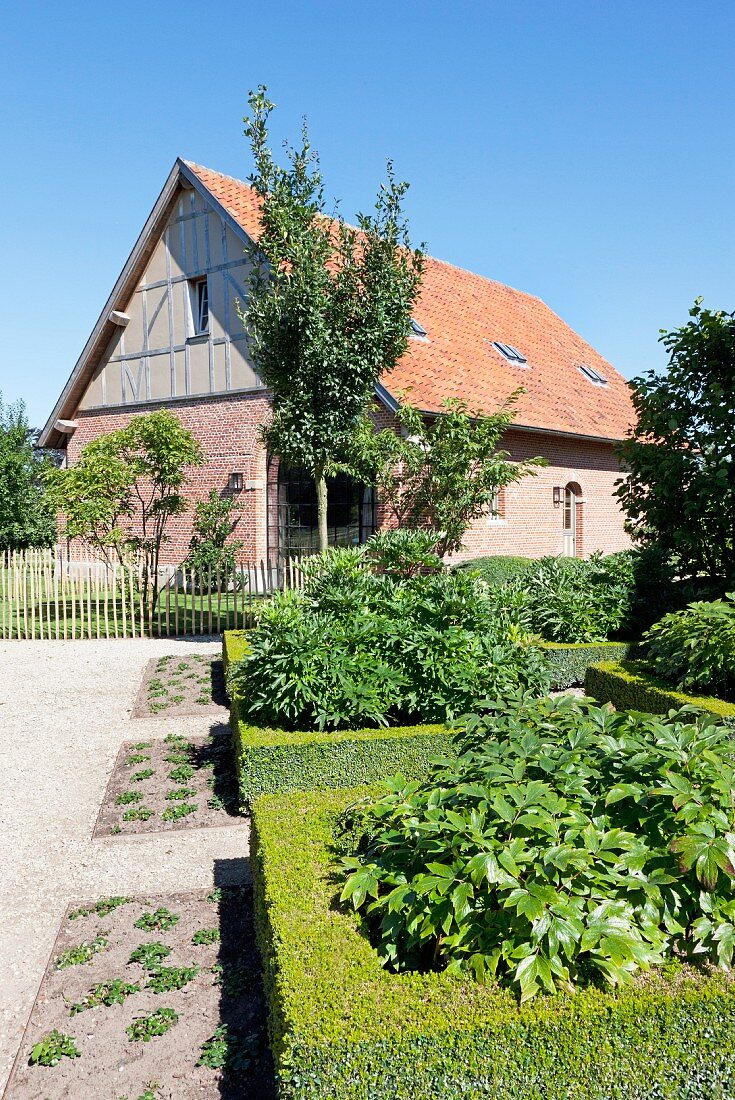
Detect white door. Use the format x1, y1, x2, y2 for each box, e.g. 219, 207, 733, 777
563, 485, 576, 556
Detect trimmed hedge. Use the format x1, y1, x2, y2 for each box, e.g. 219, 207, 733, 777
542, 641, 633, 689
224, 629, 452, 804
585, 659, 735, 726
251, 785, 735, 1100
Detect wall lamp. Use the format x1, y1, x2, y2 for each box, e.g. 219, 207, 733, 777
552, 486, 564, 506
228, 472, 244, 493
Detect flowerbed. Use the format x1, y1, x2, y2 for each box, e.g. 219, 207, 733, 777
251, 785, 735, 1100
132, 652, 228, 718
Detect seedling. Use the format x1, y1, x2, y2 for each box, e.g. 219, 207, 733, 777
131, 741, 153, 750
68, 896, 132, 920
197, 1024, 261, 1072
150, 700, 169, 713
145, 965, 199, 993
192, 927, 220, 946
177, 662, 190, 671
111, 825, 122, 835
128, 942, 172, 968
165, 786, 196, 800
29, 1029, 81, 1066
162, 802, 198, 821
56, 936, 108, 969
131, 768, 154, 782
70, 980, 140, 1015
116, 790, 143, 806
169, 764, 194, 783
169, 694, 184, 704
125, 753, 150, 766
126, 1007, 178, 1042
164, 733, 187, 745
164, 750, 190, 764
195, 694, 211, 705
123, 805, 154, 822
211, 962, 251, 997
134, 908, 179, 932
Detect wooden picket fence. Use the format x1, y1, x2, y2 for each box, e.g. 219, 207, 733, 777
0, 547, 304, 640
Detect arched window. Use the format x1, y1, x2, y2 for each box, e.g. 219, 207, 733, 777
275, 465, 376, 558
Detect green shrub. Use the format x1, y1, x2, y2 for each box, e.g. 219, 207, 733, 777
339, 696, 735, 1001
455, 555, 536, 585
541, 641, 632, 689
644, 595, 735, 700
230, 539, 550, 731
585, 660, 735, 726
251, 784, 735, 1100
181, 489, 243, 590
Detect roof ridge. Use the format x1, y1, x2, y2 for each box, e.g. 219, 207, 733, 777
182, 160, 255, 191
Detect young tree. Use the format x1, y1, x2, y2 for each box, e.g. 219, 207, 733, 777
350, 394, 546, 557
617, 299, 735, 586
240, 86, 424, 552
45, 409, 203, 620
0, 394, 56, 551
182, 489, 243, 588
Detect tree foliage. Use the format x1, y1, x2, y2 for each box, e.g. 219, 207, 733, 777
240, 86, 424, 550
45, 409, 203, 617
617, 299, 735, 586
350, 395, 545, 557
0, 394, 56, 550
182, 489, 243, 584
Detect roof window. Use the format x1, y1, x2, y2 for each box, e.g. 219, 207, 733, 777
409, 318, 428, 339
578, 363, 608, 386
492, 341, 527, 364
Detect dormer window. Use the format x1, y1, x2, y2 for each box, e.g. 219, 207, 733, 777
190, 278, 209, 336
409, 318, 428, 339
492, 341, 527, 364
578, 363, 608, 386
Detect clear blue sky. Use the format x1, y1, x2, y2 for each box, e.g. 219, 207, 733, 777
1, 0, 733, 429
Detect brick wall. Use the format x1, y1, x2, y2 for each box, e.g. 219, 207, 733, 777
65, 396, 631, 565
67, 392, 272, 564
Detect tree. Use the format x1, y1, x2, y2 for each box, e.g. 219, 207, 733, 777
44, 409, 203, 620
0, 394, 56, 551
350, 394, 546, 557
240, 86, 424, 552
617, 299, 735, 586
182, 489, 243, 588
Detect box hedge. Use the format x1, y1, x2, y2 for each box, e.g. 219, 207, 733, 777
585, 659, 735, 727
222, 632, 453, 806
251, 785, 735, 1100
541, 641, 633, 689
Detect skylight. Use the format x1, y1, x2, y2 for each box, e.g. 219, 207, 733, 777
409, 318, 428, 339
578, 364, 608, 386
492, 341, 528, 364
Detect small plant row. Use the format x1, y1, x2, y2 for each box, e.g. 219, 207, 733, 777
147, 654, 214, 712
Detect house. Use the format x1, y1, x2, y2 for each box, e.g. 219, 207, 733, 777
39, 158, 635, 564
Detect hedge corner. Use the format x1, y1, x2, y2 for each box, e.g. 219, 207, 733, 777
541, 641, 633, 690
251, 786, 735, 1100
585, 659, 735, 726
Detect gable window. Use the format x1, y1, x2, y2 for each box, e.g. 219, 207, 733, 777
189, 278, 209, 336
492, 341, 527, 364
578, 363, 608, 386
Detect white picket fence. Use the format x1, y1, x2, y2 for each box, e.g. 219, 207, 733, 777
0, 547, 303, 640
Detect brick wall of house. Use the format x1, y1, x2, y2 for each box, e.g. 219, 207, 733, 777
67, 392, 272, 564
65, 395, 631, 565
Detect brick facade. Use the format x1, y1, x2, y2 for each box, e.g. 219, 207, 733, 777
66, 394, 631, 566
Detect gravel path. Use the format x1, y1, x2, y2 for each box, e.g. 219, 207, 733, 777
0, 637, 250, 1094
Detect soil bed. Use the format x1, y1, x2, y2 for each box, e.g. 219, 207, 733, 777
6, 887, 275, 1100
132, 654, 228, 719
95, 734, 241, 838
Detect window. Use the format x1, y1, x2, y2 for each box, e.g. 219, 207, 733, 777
275, 465, 376, 558
578, 363, 608, 386
190, 278, 209, 335
492, 341, 527, 364
409, 318, 428, 339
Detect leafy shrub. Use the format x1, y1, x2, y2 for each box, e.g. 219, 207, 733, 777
644, 595, 735, 700
230, 532, 550, 731
29, 1029, 81, 1066
181, 489, 243, 588
456, 555, 536, 586
339, 695, 735, 1002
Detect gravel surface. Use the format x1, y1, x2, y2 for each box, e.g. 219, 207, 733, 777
0, 637, 250, 1095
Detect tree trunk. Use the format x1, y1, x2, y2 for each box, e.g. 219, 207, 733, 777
315, 470, 329, 553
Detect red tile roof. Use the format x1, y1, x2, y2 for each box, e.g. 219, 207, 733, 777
187, 161, 634, 441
